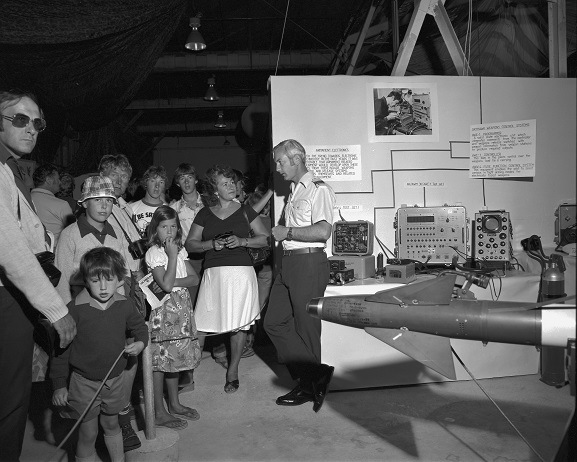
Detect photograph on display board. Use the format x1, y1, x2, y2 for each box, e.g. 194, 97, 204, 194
367, 83, 439, 143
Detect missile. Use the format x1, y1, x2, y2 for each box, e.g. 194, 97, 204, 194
307, 274, 576, 379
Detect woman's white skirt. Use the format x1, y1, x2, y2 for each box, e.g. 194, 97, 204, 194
194, 266, 260, 333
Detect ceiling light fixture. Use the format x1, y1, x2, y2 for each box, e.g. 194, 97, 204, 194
204, 75, 219, 101
185, 15, 206, 51
215, 111, 227, 128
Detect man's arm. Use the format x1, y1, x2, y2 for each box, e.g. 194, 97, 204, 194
0, 181, 76, 346
272, 221, 332, 243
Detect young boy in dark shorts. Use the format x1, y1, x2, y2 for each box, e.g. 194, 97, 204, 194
51, 247, 148, 462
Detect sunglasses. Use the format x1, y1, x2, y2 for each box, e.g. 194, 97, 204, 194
2, 113, 46, 132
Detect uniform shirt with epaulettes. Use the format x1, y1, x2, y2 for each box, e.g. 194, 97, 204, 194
283, 171, 336, 251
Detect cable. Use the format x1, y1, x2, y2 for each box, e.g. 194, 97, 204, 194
508, 255, 525, 272
451, 347, 546, 462
488, 274, 502, 301
274, 0, 291, 76
375, 234, 394, 259
47, 349, 127, 462
462, 0, 473, 76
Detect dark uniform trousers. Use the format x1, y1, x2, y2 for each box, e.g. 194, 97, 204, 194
0, 286, 36, 461
264, 251, 330, 387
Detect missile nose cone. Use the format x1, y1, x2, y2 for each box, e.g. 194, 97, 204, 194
307, 298, 323, 318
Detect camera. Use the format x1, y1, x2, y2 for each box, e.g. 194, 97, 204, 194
36, 251, 61, 287
128, 239, 148, 260
214, 231, 233, 240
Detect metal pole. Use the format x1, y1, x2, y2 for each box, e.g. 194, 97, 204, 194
346, 0, 379, 75
141, 334, 156, 440
392, 0, 400, 60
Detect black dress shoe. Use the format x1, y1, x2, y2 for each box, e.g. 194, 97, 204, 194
312, 364, 334, 412
276, 385, 315, 406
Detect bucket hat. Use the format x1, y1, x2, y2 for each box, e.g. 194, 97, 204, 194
78, 176, 116, 204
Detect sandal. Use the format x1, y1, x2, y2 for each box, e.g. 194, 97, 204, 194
155, 418, 188, 430
224, 379, 239, 394
169, 407, 200, 421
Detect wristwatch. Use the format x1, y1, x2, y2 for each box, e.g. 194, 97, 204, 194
286, 227, 293, 241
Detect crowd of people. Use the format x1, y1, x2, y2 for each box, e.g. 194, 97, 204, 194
0, 88, 336, 462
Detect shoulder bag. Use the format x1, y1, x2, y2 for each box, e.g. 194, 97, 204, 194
241, 205, 271, 267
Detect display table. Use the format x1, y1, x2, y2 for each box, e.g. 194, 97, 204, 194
322, 273, 546, 390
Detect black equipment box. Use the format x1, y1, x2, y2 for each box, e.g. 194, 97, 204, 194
332, 221, 374, 256
329, 268, 355, 285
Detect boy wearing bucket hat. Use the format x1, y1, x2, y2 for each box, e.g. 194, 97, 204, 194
55, 176, 133, 305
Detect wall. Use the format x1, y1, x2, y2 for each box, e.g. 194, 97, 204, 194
269, 75, 576, 253
153, 135, 253, 184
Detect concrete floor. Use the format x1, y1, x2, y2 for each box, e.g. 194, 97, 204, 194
22, 340, 574, 462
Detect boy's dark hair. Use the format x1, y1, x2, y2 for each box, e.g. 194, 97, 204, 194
147, 205, 183, 249
174, 163, 197, 181
79, 247, 127, 283
141, 165, 167, 186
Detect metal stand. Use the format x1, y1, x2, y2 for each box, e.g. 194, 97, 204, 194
522, 235, 567, 387
391, 0, 472, 76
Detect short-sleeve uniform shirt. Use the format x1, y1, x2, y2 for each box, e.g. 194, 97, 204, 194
283, 171, 336, 251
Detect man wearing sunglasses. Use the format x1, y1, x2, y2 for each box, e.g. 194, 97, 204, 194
0, 89, 76, 460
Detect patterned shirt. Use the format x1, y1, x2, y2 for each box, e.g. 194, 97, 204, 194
170, 192, 204, 244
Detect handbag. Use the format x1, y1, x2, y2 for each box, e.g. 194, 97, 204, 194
241, 205, 271, 267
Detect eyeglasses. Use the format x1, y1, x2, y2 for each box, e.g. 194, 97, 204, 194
2, 113, 46, 132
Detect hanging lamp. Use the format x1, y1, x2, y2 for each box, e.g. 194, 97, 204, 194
185, 15, 206, 51
215, 111, 227, 128
204, 76, 219, 101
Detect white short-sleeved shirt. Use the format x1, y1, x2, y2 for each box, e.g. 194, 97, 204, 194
131, 200, 166, 236
145, 246, 189, 291
283, 171, 336, 251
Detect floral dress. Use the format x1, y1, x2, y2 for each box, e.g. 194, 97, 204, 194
145, 246, 202, 372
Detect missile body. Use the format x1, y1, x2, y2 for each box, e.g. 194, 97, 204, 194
306, 275, 575, 379
308, 295, 575, 347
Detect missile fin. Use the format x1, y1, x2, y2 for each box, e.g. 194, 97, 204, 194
365, 274, 456, 306
365, 327, 457, 380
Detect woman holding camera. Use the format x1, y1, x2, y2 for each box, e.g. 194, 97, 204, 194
185, 165, 269, 393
